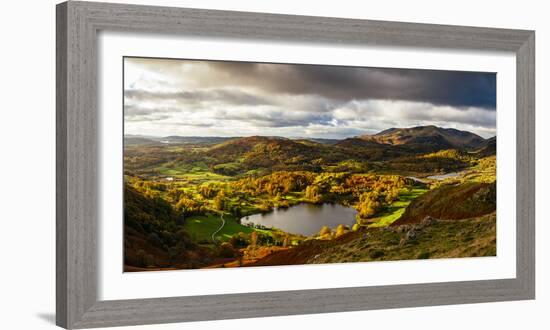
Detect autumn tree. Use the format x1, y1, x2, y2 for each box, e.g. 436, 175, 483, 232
175, 196, 202, 215
199, 183, 217, 198
319, 225, 332, 238
355, 191, 382, 223
335, 224, 348, 238
385, 187, 400, 204
305, 185, 322, 203
213, 190, 226, 211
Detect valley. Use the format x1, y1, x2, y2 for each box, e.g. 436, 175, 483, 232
123, 125, 497, 271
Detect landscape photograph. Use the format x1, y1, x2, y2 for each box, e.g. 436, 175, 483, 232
123, 57, 497, 272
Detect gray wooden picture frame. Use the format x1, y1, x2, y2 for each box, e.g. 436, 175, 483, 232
56, 1, 535, 329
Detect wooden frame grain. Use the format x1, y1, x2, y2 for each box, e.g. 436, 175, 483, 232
56, 1, 535, 328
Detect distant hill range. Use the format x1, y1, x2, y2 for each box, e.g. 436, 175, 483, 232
124, 126, 495, 157
124, 135, 235, 146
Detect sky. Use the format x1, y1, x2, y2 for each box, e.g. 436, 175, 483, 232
123, 57, 496, 139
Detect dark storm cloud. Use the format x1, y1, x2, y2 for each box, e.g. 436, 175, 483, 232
215, 108, 334, 128
125, 88, 272, 107
199, 62, 496, 109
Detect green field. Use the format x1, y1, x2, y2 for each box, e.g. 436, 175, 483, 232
183, 213, 272, 243
368, 187, 428, 227
157, 165, 231, 182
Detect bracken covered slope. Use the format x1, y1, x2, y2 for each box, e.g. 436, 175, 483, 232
249, 213, 496, 266
391, 181, 496, 226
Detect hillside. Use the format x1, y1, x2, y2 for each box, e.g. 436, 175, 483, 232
206, 136, 347, 171
359, 125, 486, 150
476, 136, 496, 157
124, 136, 157, 146
249, 213, 496, 266
123, 125, 497, 271
124, 126, 495, 179
391, 181, 496, 226
124, 184, 212, 270
335, 137, 432, 160
206, 136, 288, 160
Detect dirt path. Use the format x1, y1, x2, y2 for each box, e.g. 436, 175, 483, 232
211, 213, 225, 243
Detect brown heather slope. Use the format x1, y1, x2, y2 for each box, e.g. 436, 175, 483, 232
248, 213, 496, 266
391, 181, 496, 226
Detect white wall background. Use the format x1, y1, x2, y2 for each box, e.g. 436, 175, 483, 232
0, 0, 547, 329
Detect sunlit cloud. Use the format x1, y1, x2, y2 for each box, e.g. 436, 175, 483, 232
124, 57, 497, 139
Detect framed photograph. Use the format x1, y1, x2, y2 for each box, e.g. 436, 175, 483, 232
56, 1, 535, 328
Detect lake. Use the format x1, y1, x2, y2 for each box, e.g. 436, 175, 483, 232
427, 172, 462, 180
408, 171, 463, 183
241, 203, 358, 236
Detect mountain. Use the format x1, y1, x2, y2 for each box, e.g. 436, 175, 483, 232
206, 136, 287, 160
334, 137, 414, 161
476, 136, 496, 157
358, 125, 486, 150
125, 126, 488, 151
334, 137, 384, 148
205, 136, 350, 172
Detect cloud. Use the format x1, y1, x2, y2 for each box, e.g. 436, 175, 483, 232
123, 57, 497, 139
214, 106, 334, 128
125, 88, 272, 107
333, 100, 496, 128
126, 57, 496, 109
331, 100, 496, 137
